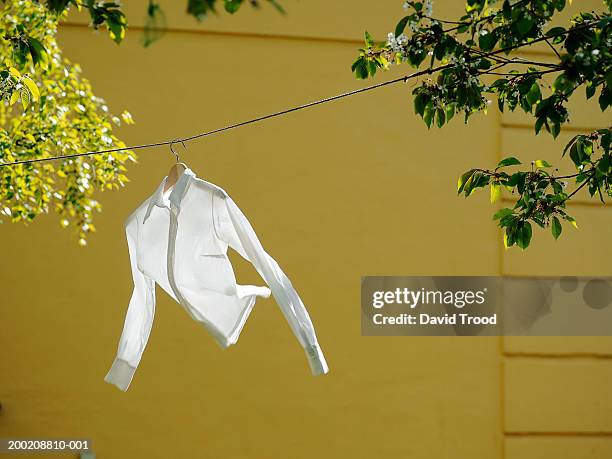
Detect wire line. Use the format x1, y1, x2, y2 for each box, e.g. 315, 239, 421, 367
0, 70, 433, 168
0, 21, 596, 168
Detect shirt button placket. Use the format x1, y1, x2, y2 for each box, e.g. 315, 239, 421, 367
167, 202, 183, 306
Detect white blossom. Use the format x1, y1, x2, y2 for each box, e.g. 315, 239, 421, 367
424, 0, 433, 16
386, 32, 408, 53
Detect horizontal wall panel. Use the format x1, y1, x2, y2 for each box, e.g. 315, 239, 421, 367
506, 436, 612, 459
505, 358, 612, 432
62, 0, 604, 46
63, 1, 468, 43
504, 337, 612, 356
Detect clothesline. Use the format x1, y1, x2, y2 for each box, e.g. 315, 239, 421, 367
0, 22, 594, 169
0, 69, 436, 169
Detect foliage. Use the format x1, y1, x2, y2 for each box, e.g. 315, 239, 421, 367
43, 0, 128, 44
0, 0, 284, 245
353, 0, 611, 249
0, 0, 135, 245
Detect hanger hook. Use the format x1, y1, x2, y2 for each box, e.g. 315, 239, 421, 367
169, 138, 187, 163
169, 139, 181, 163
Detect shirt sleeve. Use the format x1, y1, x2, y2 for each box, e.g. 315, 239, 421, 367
212, 189, 329, 376
104, 214, 157, 391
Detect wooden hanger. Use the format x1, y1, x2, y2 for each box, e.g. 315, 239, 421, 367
164, 139, 188, 193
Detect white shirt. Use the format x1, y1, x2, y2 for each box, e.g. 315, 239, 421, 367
104, 166, 329, 391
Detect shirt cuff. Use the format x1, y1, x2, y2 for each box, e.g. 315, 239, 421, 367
305, 344, 329, 376
104, 358, 136, 392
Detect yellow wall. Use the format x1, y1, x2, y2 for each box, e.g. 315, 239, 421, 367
0, 1, 610, 458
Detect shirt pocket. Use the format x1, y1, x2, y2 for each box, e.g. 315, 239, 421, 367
199, 236, 228, 256
197, 238, 236, 294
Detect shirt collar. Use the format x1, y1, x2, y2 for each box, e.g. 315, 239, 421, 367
143, 166, 196, 223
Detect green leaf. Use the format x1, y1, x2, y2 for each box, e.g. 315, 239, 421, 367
526, 82, 541, 105
551, 122, 561, 139
597, 154, 610, 173
585, 82, 596, 100
516, 221, 532, 249
502, 0, 511, 20
106, 10, 128, 44
535, 97, 552, 117
547, 26, 567, 44
462, 171, 488, 197
516, 17, 534, 36
508, 172, 527, 193
552, 74, 573, 94
551, 216, 562, 239
224, 0, 244, 13
504, 222, 519, 248
8, 67, 21, 79
366, 59, 377, 77
423, 101, 434, 128
498, 95, 505, 113
563, 214, 578, 228
493, 208, 513, 220
436, 107, 445, 128
351, 58, 369, 79
599, 87, 611, 111
444, 104, 455, 123
46, 0, 72, 14
27, 37, 48, 68
545, 26, 566, 38
364, 30, 374, 48
188, 0, 217, 20
414, 93, 427, 116
569, 143, 583, 166
9, 90, 19, 106
395, 16, 410, 37
563, 134, 579, 156
497, 157, 522, 168
457, 169, 476, 194
478, 30, 498, 51
490, 182, 501, 203
19, 88, 30, 110
534, 159, 552, 168
22, 77, 39, 102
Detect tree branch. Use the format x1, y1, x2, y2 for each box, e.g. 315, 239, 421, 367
566, 169, 598, 200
